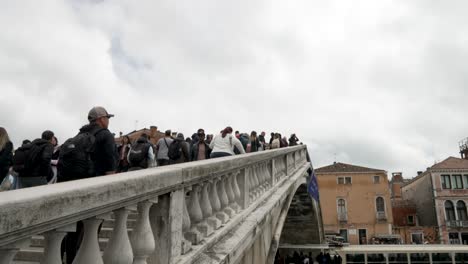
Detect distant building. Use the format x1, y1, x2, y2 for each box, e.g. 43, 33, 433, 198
115, 126, 165, 146
315, 162, 394, 245
390, 172, 438, 244
401, 157, 468, 244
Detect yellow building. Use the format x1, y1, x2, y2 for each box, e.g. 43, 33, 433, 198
315, 162, 394, 245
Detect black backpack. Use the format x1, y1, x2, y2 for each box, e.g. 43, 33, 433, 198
128, 142, 151, 168
168, 140, 182, 160
12, 143, 45, 176
57, 129, 102, 181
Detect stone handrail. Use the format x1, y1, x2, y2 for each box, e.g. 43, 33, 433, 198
0, 145, 308, 263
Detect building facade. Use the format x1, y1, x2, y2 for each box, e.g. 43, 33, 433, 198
390, 172, 438, 244
401, 157, 468, 244
315, 162, 393, 245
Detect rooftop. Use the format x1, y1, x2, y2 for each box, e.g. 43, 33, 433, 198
315, 162, 385, 174
430, 156, 468, 170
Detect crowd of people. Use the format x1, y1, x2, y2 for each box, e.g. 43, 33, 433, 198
0, 106, 302, 263
275, 251, 343, 264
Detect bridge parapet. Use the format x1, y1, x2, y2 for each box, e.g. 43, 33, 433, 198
0, 145, 308, 264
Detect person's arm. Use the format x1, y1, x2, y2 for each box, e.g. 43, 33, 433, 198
127, 146, 132, 163
148, 145, 155, 162
101, 132, 117, 175
233, 138, 246, 154
209, 135, 216, 149
0, 142, 13, 168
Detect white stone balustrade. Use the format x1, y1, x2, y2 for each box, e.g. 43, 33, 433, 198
0, 146, 308, 264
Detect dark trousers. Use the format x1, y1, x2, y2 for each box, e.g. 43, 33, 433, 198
210, 152, 232, 159
157, 159, 170, 166
17, 176, 47, 189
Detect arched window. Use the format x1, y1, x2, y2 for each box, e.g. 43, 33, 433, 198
337, 199, 346, 214
457, 201, 468, 221
376, 197, 385, 212
445, 201, 456, 221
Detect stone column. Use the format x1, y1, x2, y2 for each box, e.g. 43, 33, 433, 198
186, 186, 203, 244
0, 239, 30, 264
194, 183, 214, 237
221, 176, 235, 217
73, 217, 104, 264
201, 182, 221, 230
238, 168, 250, 209
42, 230, 67, 264
103, 208, 133, 264
131, 200, 157, 264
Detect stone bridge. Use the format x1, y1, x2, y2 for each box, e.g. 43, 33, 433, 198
0, 145, 322, 264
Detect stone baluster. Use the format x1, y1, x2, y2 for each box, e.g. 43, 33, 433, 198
226, 173, 240, 213
194, 183, 214, 237
130, 199, 157, 264
103, 208, 133, 264
211, 178, 229, 224
232, 172, 242, 207
41, 229, 69, 264
248, 168, 255, 200
263, 163, 271, 189
218, 176, 234, 218
255, 165, 263, 196
202, 182, 222, 230
259, 164, 267, 191
0, 239, 30, 264
73, 217, 104, 264
181, 190, 193, 254
270, 158, 276, 186
251, 166, 260, 198
186, 186, 203, 244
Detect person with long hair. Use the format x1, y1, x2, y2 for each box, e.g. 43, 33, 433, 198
0, 127, 13, 181
118, 135, 131, 172
249, 131, 261, 153
209, 126, 245, 158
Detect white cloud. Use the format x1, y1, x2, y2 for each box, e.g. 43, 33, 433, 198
1, 0, 467, 178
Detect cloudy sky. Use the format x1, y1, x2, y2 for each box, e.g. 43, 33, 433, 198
1, 0, 467, 178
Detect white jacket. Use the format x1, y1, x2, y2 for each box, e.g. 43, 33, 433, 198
209, 133, 245, 155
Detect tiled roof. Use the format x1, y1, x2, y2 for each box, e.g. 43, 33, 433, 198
431, 156, 468, 170
315, 162, 385, 173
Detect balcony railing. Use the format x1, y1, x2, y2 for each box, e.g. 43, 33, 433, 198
338, 212, 347, 222
446, 220, 468, 228
376, 211, 387, 221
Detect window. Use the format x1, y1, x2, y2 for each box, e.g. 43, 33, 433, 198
373, 176, 380, 184
457, 201, 468, 221
376, 197, 385, 212
449, 232, 460, 244
464, 175, 468, 189
407, 215, 415, 225
338, 176, 352, 185
339, 229, 348, 242
345, 176, 352, 184
338, 199, 346, 213
441, 175, 451, 189
453, 175, 463, 189
411, 233, 423, 244
445, 201, 456, 221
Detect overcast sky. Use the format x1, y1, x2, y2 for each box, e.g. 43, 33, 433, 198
1, 0, 467, 178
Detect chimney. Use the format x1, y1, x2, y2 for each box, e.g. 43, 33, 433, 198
391, 172, 403, 199
417, 171, 423, 176
150, 126, 158, 139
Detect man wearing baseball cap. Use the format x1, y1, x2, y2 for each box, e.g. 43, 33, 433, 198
61, 106, 117, 263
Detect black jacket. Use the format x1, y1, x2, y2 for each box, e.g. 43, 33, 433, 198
0, 141, 13, 179
191, 142, 211, 161
28, 139, 54, 178
80, 124, 117, 176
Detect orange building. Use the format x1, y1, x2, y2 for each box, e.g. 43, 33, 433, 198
115, 126, 165, 146
315, 162, 394, 245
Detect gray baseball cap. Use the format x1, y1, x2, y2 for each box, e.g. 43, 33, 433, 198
88, 106, 114, 121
